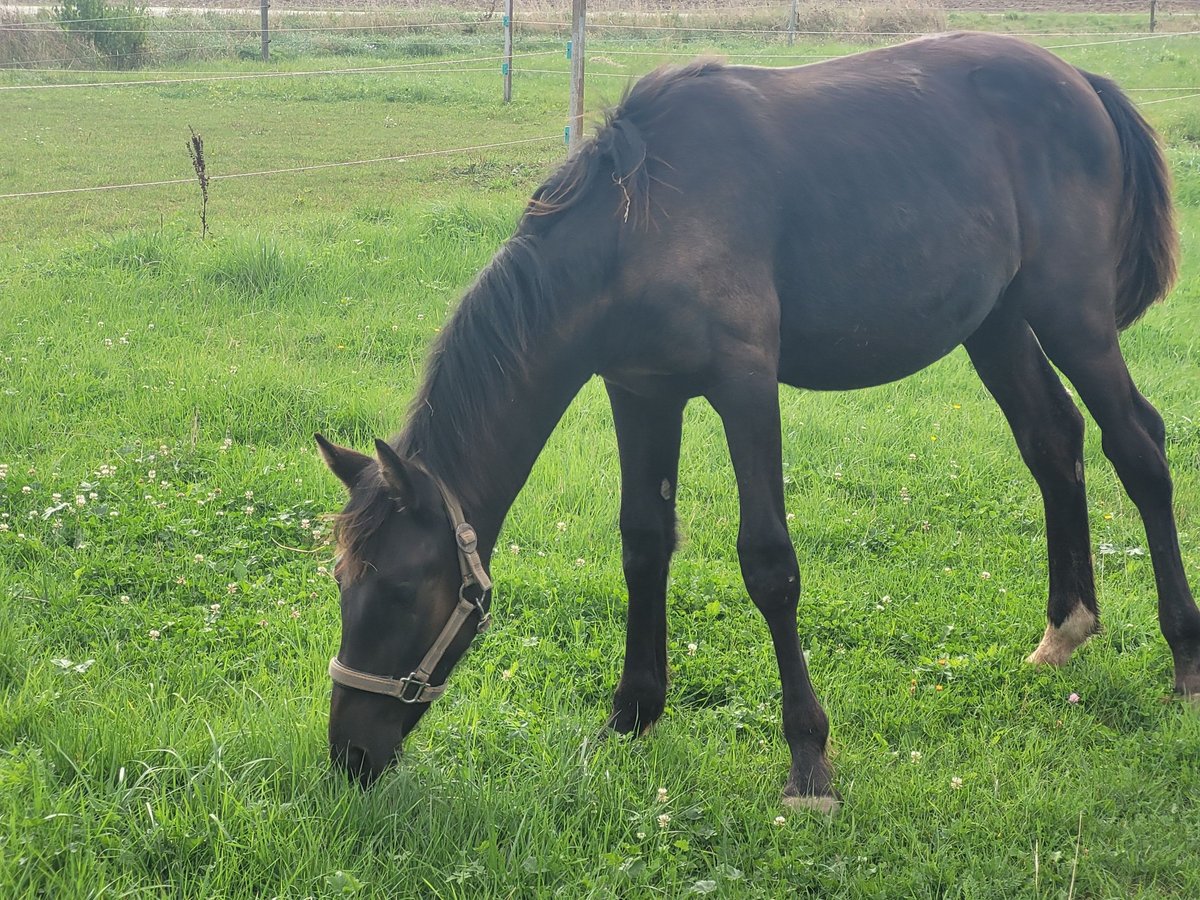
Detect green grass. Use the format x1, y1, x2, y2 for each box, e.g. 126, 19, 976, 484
2, 19, 1200, 899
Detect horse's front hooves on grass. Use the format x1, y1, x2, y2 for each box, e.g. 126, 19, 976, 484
782, 793, 841, 816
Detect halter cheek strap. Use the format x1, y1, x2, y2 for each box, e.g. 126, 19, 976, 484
328, 474, 492, 704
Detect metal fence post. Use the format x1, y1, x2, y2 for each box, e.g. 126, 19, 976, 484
503, 0, 514, 102
788, 0, 798, 46
260, 0, 270, 62
568, 0, 586, 153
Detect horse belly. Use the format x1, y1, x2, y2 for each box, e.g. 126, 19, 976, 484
776, 324, 962, 390
776, 277, 1002, 391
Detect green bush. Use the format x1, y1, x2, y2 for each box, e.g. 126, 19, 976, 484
56, 0, 149, 69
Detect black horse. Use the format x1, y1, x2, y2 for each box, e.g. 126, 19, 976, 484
316, 32, 1197, 811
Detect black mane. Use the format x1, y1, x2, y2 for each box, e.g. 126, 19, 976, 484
393, 61, 725, 485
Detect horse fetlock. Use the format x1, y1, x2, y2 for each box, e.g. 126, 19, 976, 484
782, 757, 839, 815
782, 794, 842, 816
1171, 645, 1200, 698
1026, 605, 1099, 666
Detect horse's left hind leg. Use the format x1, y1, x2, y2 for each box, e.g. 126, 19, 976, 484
1034, 318, 1200, 695
965, 310, 1099, 665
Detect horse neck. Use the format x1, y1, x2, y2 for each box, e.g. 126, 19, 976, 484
450, 353, 593, 556
397, 236, 605, 558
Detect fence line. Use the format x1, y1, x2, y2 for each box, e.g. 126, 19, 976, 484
0, 135, 560, 201
0, 67, 499, 91
1044, 28, 1200, 48
0, 50, 560, 90
5, 20, 490, 35
1138, 90, 1200, 104
1, 13, 162, 27
0, 42, 249, 68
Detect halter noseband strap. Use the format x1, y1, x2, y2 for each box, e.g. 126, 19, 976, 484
327, 473, 492, 704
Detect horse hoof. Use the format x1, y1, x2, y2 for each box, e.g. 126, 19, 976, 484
604, 706, 660, 738
595, 719, 654, 743
1175, 673, 1200, 701
1026, 607, 1098, 667
782, 793, 841, 816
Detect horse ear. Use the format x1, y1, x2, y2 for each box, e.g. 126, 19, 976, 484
374, 438, 421, 511
314, 433, 373, 490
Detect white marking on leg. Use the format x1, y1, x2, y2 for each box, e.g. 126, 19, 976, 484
1026, 605, 1098, 666
782, 794, 841, 816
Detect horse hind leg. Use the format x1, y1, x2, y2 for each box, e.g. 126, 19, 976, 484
1029, 301, 1200, 695
965, 310, 1099, 666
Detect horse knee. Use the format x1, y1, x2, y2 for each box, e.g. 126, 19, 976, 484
620, 524, 675, 579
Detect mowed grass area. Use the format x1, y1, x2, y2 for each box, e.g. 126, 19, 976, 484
2, 22, 1200, 898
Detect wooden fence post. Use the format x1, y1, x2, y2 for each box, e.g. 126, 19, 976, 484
1150, 0, 1157, 33
788, 0, 798, 46
503, 0, 514, 103
260, 0, 269, 62
568, 0, 586, 153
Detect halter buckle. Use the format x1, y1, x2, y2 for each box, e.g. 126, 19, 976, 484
395, 672, 431, 703
455, 523, 479, 554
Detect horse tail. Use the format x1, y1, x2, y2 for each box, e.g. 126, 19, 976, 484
1079, 69, 1178, 330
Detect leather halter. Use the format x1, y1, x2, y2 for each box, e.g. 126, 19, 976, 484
327, 475, 492, 704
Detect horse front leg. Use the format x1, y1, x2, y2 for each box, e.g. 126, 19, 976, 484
708, 369, 839, 813
604, 382, 687, 735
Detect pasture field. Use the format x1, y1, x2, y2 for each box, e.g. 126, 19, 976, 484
2, 18, 1200, 898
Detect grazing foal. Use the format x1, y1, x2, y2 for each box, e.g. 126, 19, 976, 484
318, 32, 1197, 810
